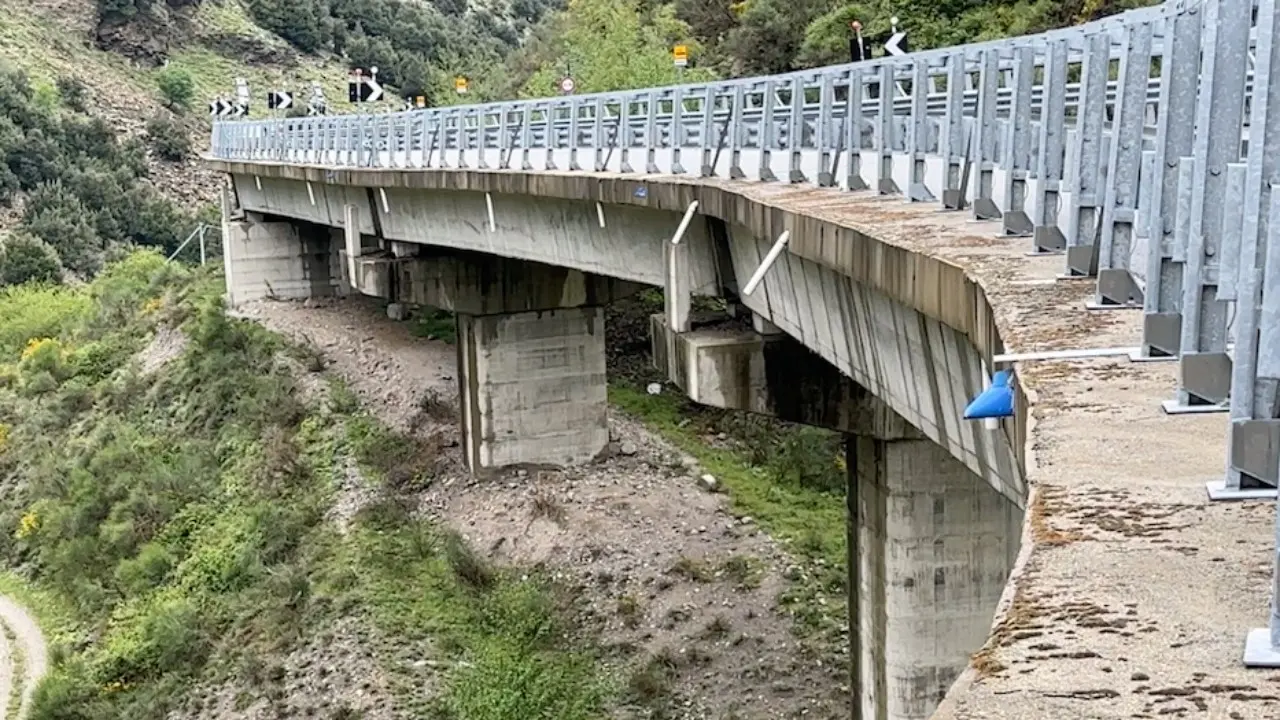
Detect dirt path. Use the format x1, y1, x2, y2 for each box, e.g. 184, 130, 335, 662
240, 295, 849, 719
0, 595, 48, 720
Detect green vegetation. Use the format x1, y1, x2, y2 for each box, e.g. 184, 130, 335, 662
154, 66, 196, 110
144, 113, 192, 161
94, 0, 1155, 109
610, 383, 848, 641
0, 251, 616, 719
0, 63, 206, 285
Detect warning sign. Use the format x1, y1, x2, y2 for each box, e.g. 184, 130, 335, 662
673, 45, 688, 68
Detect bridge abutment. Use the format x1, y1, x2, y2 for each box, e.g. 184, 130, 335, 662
221, 203, 343, 307
456, 306, 609, 473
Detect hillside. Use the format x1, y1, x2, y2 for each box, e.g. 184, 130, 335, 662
0, 0, 356, 212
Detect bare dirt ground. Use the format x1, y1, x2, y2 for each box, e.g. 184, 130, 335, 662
233, 295, 849, 719
0, 594, 49, 720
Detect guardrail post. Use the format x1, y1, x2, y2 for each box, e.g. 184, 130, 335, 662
1213, 0, 1280, 504
877, 63, 899, 195
1092, 19, 1154, 308
907, 61, 935, 202
973, 49, 1001, 218
1032, 39, 1068, 252
846, 69, 868, 191
940, 52, 967, 209
1000, 45, 1035, 235
569, 99, 583, 171
672, 87, 687, 175
788, 76, 806, 183
1064, 32, 1112, 277
759, 81, 778, 181
815, 74, 835, 186
1167, 0, 1251, 414
1139, 3, 1204, 357
729, 85, 746, 180
645, 91, 660, 174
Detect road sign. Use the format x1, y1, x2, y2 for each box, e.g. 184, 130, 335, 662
673, 45, 688, 67
885, 17, 908, 56
348, 68, 383, 103
308, 83, 326, 115
267, 91, 293, 110
209, 98, 234, 117
559, 76, 575, 95
884, 31, 908, 56
455, 77, 468, 94
415, 95, 426, 108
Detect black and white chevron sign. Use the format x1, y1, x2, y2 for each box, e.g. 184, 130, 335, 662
267, 91, 293, 110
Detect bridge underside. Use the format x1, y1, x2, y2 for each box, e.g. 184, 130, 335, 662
217, 165, 1025, 720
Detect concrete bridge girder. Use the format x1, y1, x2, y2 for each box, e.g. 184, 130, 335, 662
344, 249, 648, 316
232, 173, 725, 294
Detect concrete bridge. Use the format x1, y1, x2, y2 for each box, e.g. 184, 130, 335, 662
203, 0, 1280, 717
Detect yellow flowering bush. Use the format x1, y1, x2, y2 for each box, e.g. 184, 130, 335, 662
16, 509, 38, 540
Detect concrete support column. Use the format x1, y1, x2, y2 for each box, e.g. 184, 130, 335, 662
222, 209, 341, 307
456, 306, 609, 473
848, 434, 1020, 720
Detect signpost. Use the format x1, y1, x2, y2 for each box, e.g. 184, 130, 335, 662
308, 83, 326, 116
348, 68, 383, 105
885, 17, 909, 56
849, 20, 870, 63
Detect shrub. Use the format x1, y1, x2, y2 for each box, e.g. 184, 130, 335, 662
155, 67, 195, 110
145, 114, 190, 161
55, 76, 89, 112
23, 202, 102, 277
0, 232, 62, 286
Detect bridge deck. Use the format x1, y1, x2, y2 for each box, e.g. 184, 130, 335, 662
769, 184, 1273, 718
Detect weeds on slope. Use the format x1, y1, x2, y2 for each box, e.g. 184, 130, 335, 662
0, 250, 615, 719
609, 383, 849, 645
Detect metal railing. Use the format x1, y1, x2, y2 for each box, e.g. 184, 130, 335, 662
210, 0, 1280, 668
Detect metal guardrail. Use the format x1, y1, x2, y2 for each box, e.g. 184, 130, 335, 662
210, 0, 1280, 669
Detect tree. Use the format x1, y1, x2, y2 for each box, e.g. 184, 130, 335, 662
155, 67, 195, 110
0, 232, 62, 286
519, 0, 715, 98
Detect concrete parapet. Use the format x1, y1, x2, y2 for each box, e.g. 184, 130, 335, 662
342, 249, 646, 314
456, 306, 609, 473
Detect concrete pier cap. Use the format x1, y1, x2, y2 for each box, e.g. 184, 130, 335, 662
207, 159, 1032, 720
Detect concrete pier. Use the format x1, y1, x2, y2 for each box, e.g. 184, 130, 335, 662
456, 306, 609, 473
849, 435, 1021, 720
650, 312, 1020, 720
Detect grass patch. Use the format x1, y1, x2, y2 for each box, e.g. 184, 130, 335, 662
0, 251, 617, 719
327, 499, 613, 720
411, 308, 457, 344
609, 383, 848, 641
